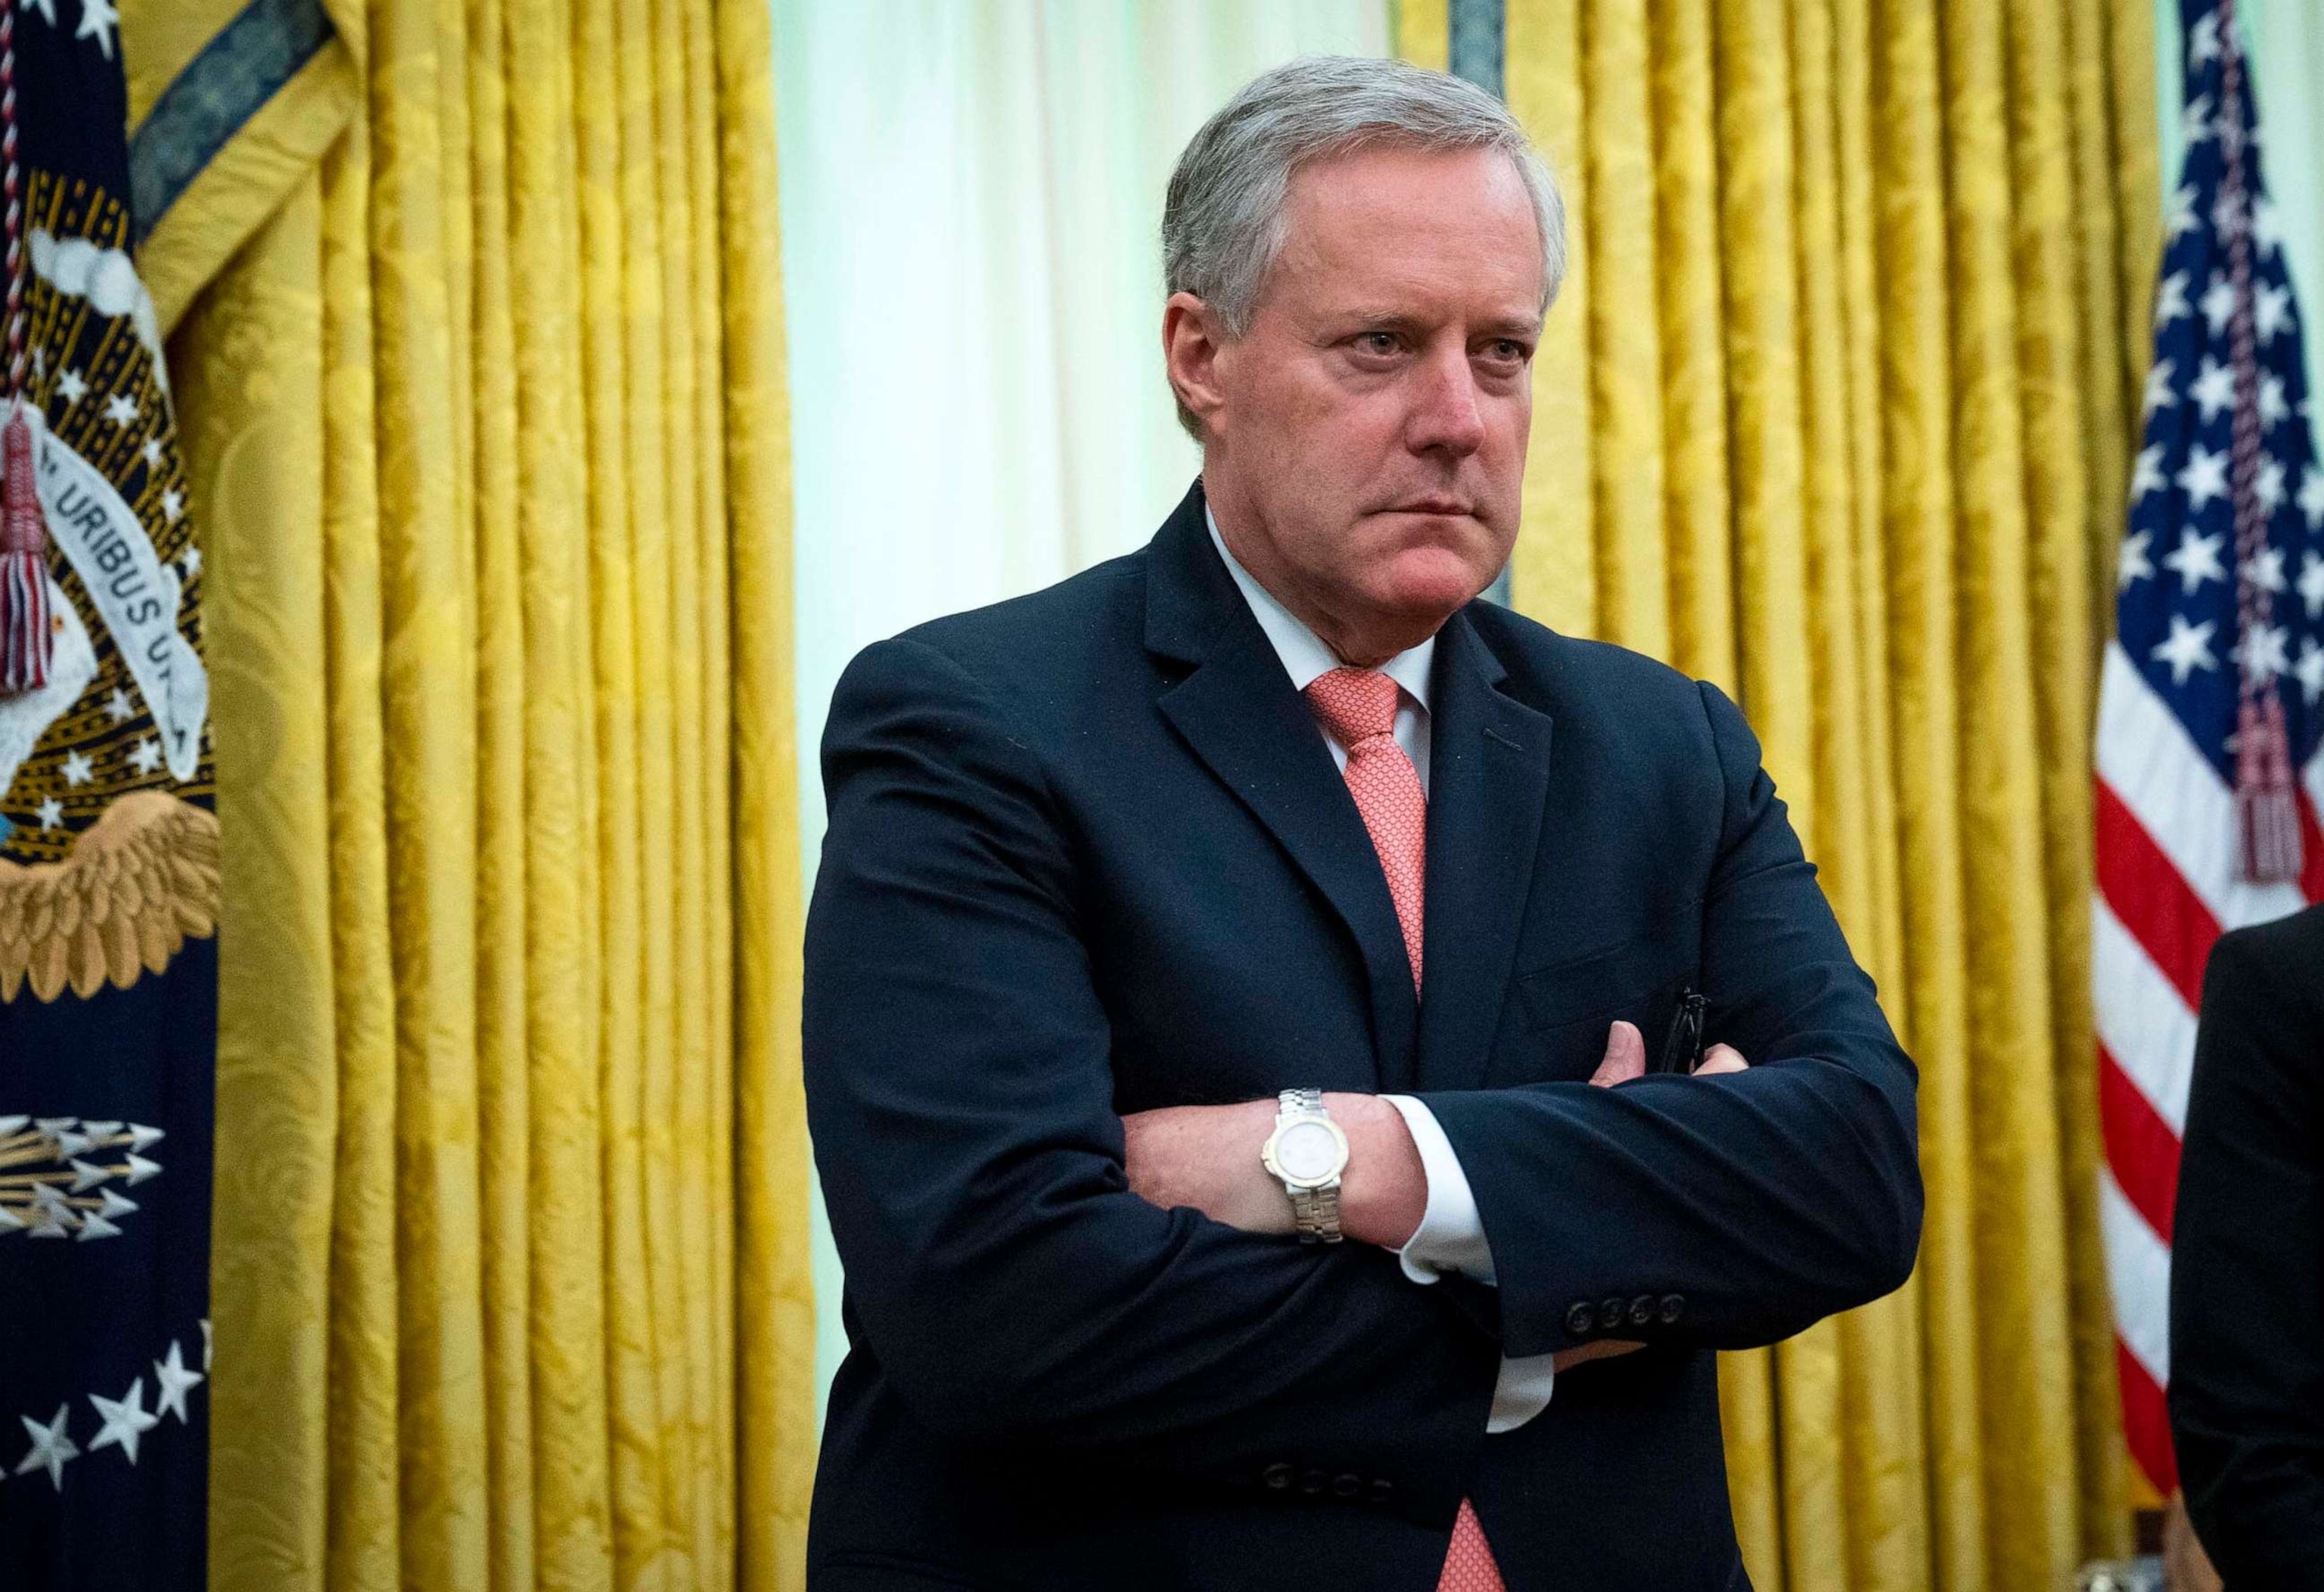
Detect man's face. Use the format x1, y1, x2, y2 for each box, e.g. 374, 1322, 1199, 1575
1175, 143, 1543, 661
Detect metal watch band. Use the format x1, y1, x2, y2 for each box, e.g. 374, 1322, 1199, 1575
1274, 1088, 1344, 1244
1290, 1183, 1343, 1244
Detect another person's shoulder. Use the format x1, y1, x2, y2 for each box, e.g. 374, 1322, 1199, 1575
2203, 901, 2324, 1018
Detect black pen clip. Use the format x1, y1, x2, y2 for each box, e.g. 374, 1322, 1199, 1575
1654, 988, 1707, 1075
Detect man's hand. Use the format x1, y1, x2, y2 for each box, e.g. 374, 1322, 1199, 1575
1586, 1018, 1750, 1086
2162, 1492, 2222, 1592
1558, 1020, 1751, 1370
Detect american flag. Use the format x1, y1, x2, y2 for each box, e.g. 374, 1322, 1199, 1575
2096, 0, 2324, 1499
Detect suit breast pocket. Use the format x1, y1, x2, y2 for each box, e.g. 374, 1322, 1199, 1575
1509, 918, 1701, 1082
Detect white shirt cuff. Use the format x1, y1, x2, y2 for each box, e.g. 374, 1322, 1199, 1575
1380, 1094, 1496, 1286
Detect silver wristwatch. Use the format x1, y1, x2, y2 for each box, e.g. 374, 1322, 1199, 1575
1260, 1088, 1349, 1243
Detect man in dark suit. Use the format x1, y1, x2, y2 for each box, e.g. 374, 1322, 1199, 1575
802, 56, 1920, 1590
2170, 901, 2324, 1588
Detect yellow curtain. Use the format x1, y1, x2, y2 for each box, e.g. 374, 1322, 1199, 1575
1400, 2, 2158, 1588
143, 0, 814, 1584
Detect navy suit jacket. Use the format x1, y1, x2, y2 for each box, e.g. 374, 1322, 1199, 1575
2170, 902, 2324, 1587
802, 484, 1922, 1590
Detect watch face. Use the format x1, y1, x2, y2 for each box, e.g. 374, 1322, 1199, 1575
1275, 1119, 1342, 1184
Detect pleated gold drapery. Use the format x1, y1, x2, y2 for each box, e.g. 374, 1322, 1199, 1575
1400, 3, 2159, 1589
146, 0, 815, 1584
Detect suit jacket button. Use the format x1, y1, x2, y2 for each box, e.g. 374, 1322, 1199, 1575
1333, 1473, 1362, 1499
1660, 1293, 1686, 1324
1629, 1294, 1655, 1328
1300, 1468, 1328, 1495
1367, 1479, 1394, 1505
1262, 1462, 1294, 1491
1565, 1302, 1595, 1336
1599, 1296, 1627, 1330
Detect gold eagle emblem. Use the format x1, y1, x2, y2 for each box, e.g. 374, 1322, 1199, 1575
0, 790, 218, 1002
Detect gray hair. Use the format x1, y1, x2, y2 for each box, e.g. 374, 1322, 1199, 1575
1163, 56, 1567, 434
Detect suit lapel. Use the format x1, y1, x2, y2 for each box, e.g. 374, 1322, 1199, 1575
1416, 612, 1555, 1094
1147, 488, 1418, 1088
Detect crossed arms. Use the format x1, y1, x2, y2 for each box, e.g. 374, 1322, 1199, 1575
1116, 1022, 1752, 1375
803, 635, 1922, 1510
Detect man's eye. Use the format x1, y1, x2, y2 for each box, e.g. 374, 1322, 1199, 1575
1484, 339, 1529, 363
1359, 331, 1400, 355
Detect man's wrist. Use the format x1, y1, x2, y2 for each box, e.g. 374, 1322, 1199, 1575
1319, 1091, 1427, 1249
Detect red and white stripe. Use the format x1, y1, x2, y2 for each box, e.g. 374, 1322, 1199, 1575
2093, 640, 2324, 1494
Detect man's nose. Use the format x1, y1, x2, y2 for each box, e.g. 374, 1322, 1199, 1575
1406, 349, 1487, 456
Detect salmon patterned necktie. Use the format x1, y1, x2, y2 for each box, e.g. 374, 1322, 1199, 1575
1301, 667, 1507, 1592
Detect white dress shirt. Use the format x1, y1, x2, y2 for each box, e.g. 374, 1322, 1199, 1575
1208, 512, 1557, 1432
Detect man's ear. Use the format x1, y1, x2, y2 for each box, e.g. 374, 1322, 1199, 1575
1162, 292, 1229, 439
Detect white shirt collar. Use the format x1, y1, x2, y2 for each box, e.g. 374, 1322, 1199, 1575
1206, 507, 1435, 712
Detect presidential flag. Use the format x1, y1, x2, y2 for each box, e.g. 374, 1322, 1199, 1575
2095, 0, 2324, 1499
0, 0, 218, 1581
